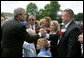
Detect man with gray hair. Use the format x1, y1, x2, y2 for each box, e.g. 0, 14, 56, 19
1, 8, 39, 57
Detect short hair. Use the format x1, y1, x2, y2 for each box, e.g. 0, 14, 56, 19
14, 8, 25, 19
37, 38, 49, 50
63, 9, 74, 19
29, 14, 36, 20
50, 20, 60, 32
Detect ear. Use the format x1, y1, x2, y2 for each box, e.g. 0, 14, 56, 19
18, 14, 21, 19
41, 45, 44, 49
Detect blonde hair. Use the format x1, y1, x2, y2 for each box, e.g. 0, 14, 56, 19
50, 20, 60, 32
44, 17, 52, 23
39, 18, 46, 26
37, 38, 49, 50
63, 9, 74, 19
44, 17, 52, 27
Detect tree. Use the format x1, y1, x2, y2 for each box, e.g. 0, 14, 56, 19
26, 2, 38, 20
37, 1, 60, 21
74, 13, 83, 21
49, 1, 60, 20
1, 12, 5, 18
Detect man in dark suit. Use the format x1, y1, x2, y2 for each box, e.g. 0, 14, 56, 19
57, 9, 81, 57
1, 8, 39, 57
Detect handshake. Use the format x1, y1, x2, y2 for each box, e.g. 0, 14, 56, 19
26, 29, 36, 36
26, 28, 48, 38
39, 28, 47, 37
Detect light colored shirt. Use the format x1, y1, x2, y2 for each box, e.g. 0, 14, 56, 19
22, 41, 36, 57
64, 21, 72, 29
37, 49, 52, 57
57, 21, 72, 45
29, 25, 35, 30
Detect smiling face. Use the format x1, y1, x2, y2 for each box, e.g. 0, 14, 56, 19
50, 23, 55, 31
50, 21, 59, 33
28, 15, 36, 26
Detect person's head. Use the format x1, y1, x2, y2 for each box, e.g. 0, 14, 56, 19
1, 17, 5, 26
44, 17, 52, 28
1, 17, 5, 22
36, 38, 49, 50
50, 20, 59, 33
39, 18, 46, 27
61, 9, 74, 24
28, 14, 36, 26
14, 8, 27, 22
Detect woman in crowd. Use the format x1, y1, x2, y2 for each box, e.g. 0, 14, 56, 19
48, 20, 60, 57
44, 17, 52, 33
39, 18, 46, 28
39, 20, 60, 57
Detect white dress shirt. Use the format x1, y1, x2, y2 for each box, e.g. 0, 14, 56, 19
29, 25, 35, 30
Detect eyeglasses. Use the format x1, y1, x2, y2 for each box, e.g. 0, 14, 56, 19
29, 19, 35, 21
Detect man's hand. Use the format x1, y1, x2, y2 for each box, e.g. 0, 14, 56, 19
26, 29, 36, 36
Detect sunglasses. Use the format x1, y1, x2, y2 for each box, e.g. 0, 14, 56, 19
29, 19, 35, 21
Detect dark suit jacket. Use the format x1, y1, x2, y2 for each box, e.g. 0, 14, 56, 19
57, 21, 81, 57
1, 19, 39, 57
48, 31, 60, 57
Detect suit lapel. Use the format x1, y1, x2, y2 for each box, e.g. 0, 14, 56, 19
63, 21, 75, 38
58, 21, 74, 45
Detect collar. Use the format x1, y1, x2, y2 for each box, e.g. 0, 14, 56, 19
40, 49, 46, 52
65, 21, 72, 28
30, 25, 35, 27
29, 25, 35, 30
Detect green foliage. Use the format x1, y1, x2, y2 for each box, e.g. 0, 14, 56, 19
37, 1, 60, 21
1, 13, 5, 18
25, 1, 83, 22
74, 13, 83, 21
26, 2, 38, 20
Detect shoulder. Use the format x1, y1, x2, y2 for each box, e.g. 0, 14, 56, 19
37, 52, 45, 57
67, 21, 80, 32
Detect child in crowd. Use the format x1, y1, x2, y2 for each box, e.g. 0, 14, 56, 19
36, 38, 52, 57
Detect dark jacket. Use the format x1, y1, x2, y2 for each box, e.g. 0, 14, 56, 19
57, 21, 81, 57
48, 31, 60, 57
1, 19, 39, 57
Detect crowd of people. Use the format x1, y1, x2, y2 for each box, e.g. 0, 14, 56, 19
1, 8, 83, 57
